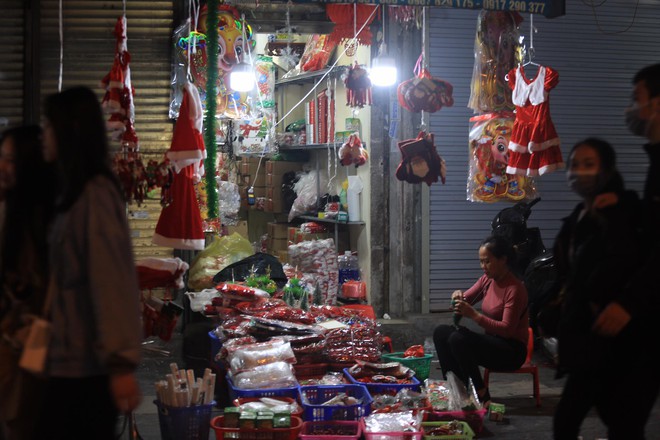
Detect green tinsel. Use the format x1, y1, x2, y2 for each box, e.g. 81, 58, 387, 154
203, 0, 219, 220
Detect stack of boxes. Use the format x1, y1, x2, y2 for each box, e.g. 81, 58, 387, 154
239, 156, 267, 209
238, 157, 305, 213
265, 160, 304, 213
267, 222, 350, 263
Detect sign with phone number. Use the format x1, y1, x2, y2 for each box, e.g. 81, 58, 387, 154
290, 0, 565, 18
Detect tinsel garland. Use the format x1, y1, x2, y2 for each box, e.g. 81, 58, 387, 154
203, 0, 219, 220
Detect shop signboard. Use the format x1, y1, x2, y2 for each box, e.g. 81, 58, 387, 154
289, 0, 565, 18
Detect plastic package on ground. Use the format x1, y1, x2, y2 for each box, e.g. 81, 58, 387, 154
187, 233, 254, 290
229, 361, 298, 390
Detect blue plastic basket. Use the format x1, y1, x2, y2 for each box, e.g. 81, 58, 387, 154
208, 331, 222, 364
343, 368, 421, 397
300, 384, 373, 421
154, 400, 215, 440
226, 376, 300, 400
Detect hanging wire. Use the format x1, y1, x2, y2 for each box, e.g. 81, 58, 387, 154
420, 6, 427, 131
58, 0, 63, 92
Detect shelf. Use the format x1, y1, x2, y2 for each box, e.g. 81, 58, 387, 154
299, 215, 365, 226
278, 143, 342, 151
275, 65, 347, 86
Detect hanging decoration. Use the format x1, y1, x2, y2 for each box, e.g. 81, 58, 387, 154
343, 61, 372, 108
468, 113, 536, 202
389, 5, 423, 30
397, 62, 454, 114
152, 83, 206, 251
338, 133, 369, 168
395, 131, 446, 187
468, 11, 523, 113
203, 0, 219, 222
102, 15, 148, 205
326, 4, 378, 48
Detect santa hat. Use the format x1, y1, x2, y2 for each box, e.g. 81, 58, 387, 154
136, 257, 190, 290
167, 82, 206, 180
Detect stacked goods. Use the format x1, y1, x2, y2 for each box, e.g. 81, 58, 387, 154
344, 360, 422, 397
288, 239, 339, 305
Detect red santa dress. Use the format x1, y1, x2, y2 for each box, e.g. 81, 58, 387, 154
506, 65, 564, 176
152, 82, 206, 251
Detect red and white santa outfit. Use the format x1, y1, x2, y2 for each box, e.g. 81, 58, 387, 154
152, 81, 206, 251
506, 65, 564, 176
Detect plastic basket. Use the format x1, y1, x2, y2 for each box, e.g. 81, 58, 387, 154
381, 353, 433, 381
299, 420, 362, 439
208, 331, 222, 360
227, 376, 300, 401
360, 418, 424, 440
300, 384, 373, 421
232, 396, 303, 419
421, 421, 475, 440
424, 409, 487, 434
343, 368, 422, 397
154, 400, 215, 440
210, 414, 302, 440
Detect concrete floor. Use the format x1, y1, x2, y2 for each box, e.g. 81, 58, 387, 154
125, 316, 660, 440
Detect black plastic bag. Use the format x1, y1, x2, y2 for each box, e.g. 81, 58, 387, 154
212, 252, 287, 288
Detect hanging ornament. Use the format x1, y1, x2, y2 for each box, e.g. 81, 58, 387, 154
395, 131, 446, 187
397, 59, 454, 114
277, 45, 300, 71
326, 4, 378, 47
343, 61, 372, 109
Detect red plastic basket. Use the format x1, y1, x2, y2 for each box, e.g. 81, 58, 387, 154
299, 420, 362, 440
360, 418, 424, 440
300, 384, 373, 421
424, 408, 487, 434
232, 396, 303, 419
210, 414, 302, 440
343, 368, 422, 397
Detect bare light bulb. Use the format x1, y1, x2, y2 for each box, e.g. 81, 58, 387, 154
370, 56, 397, 87
229, 62, 254, 92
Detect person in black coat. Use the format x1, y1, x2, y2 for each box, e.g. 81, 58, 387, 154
551, 138, 651, 440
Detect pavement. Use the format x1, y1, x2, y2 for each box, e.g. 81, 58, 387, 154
125, 322, 660, 440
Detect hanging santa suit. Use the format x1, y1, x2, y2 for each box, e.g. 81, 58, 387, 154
506, 65, 564, 176
152, 82, 206, 251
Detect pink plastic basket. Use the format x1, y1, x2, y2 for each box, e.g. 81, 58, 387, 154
360, 418, 424, 440
299, 420, 362, 440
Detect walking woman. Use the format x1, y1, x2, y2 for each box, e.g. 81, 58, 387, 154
34, 86, 143, 440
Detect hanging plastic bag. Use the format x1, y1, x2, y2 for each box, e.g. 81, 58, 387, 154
467, 113, 537, 203
397, 64, 454, 114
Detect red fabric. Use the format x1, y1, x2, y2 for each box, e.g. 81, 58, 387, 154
326, 4, 378, 46
152, 164, 205, 250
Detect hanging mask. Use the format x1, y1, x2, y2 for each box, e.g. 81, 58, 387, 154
624, 101, 650, 137
567, 171, 602, 199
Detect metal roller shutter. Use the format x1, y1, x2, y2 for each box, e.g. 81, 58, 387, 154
0, 0, 26, 128
427, 1, 660, 311
39, 0, 176, 259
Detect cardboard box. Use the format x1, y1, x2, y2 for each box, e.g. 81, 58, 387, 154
242, 171, 266, 187
267, 222, 290, 240
225, 220, 248, 239
265, 198, 284, 213
266, 172, 292, 188
267, 237, 289, 252
276, 250, 289, 264
265, 160, 304, 175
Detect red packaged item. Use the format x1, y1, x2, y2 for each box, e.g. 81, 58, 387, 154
403, 345, 425, 358
235, 298, 287, 315
256, 306, 317, 325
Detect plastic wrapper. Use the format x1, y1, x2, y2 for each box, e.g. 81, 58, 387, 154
236, 397, 302, 415
217, 335, 258, 362
324, 326, 382, 363
371, 388, 429, 414
217, 180, 241, 225
281, 34, 337, 80
447, 372, 481, 411
229, 361, 298, 390
288, 171, 326, 222
299, 222, 329, 234
216, 283, 271, 301
234, 298, 287, 315
227, 340, 296, 374
468, 10, 522, 114
185, 289, 220, 313
467, 113, 537, 203
247, 316, 323, 338
219, 316, 253, 339
288, 239, 338, 305
363, 410, 423, 434
423, 379, 451, 411
188, 233, 254, 290
255, 306, 317, 325
168, 19, 192, 119
254, 55, 276, 109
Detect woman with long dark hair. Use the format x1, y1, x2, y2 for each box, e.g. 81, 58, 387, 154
35, 86, 142, 440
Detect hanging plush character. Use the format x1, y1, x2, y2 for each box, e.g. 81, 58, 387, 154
338, 133, 369, 167
395, 131, 446, 187
471, 117, 526, 201
186, 5, 255, 117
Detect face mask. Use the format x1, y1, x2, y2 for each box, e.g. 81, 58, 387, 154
625, 102, 649, 137
567, 171, 601, 198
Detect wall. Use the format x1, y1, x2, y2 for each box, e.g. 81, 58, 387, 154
426, 1, 660, 310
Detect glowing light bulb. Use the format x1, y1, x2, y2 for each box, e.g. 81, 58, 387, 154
370, 56, 397, 87
229, 62, 254, 92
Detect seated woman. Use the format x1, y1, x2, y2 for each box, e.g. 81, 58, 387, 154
432, 235, 529, 406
